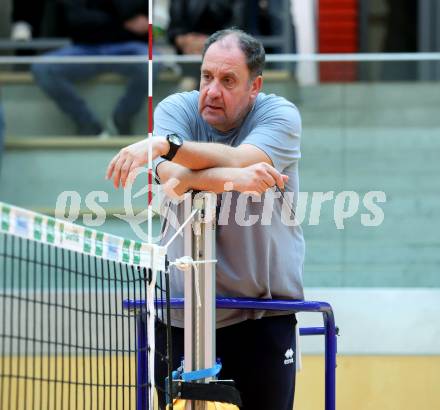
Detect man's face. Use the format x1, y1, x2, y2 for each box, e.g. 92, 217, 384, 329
199, 38, 262, 132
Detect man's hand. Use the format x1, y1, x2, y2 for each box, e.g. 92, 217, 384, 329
230, 163, 288, 194
124, 14, 149, 35
175, 33, 208, 54
106, 137, 168, 188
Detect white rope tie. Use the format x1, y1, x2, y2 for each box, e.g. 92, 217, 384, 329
171, 256, 218, 270
170, 256, 217, 308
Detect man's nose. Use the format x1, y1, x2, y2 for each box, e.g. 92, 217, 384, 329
206, 80, 221, 98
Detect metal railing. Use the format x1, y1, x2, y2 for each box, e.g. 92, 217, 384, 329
0, 38, 71, 51
1, 51, 440, 64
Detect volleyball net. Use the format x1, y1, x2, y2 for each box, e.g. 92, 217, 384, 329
0, 201, 173, 410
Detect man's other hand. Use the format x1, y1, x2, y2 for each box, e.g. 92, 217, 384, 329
175, 33, 208, 55
231, 163, 288, 195
124, 14, 149, 36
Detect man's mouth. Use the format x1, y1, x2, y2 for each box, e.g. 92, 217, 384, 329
205, 104, 223, 111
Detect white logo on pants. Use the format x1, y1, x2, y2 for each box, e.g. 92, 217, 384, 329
284, 348, 294, 365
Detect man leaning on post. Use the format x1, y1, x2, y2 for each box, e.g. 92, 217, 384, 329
106, 29, 305, 410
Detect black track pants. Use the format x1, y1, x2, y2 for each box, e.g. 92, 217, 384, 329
156, 314, 297, 410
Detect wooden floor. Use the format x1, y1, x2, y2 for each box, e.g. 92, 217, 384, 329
296, 355, 440, 410
1, 355, 439, 409
0, 355, 136, 410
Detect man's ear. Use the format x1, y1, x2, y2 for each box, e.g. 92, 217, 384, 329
250, 75, 263, 98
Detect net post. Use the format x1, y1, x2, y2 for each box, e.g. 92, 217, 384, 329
184, 192, 217, 410
184, 193, 194, 374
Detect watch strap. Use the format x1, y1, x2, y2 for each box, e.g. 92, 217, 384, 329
161, 134, 182, 161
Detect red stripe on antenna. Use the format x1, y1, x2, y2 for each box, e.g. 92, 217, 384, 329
148, 24, 153, 61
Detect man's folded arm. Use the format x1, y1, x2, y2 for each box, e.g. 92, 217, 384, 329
156, 157, 286, 196
170, 141, 274, 170
156, 161, 241, 195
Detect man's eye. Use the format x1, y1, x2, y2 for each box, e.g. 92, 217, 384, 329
223, 78, 234, 87
202, 74, 211, 81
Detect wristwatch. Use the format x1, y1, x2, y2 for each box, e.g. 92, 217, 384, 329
161, 133, 183, 161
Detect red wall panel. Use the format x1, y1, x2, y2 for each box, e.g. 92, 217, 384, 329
318, 0, 359, 82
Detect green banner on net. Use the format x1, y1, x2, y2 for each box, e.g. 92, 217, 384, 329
0, 201, 166, 272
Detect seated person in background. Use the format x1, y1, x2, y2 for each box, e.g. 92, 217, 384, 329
168, 0, 239, 55
32, 0, 149, 136
167, 0, 240, 90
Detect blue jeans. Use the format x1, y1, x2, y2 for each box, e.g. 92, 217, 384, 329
32, 42, 150, 135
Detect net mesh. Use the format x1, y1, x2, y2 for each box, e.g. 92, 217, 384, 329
0, 203, 172, 410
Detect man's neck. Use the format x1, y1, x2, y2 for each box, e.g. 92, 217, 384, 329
212, 100, 256, 133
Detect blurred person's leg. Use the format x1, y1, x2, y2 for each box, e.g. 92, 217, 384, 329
31, 45, 105, 135
98, 42, 149, 135
267, 0, 296, 53
267, 0, 296, 72
0, 0, 12, 38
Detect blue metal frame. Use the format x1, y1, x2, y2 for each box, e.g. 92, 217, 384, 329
136, 313, 149, 410
124, 298, 338, 410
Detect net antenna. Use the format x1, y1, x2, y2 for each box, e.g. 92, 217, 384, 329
146, 0, 155, 406
147, 0, 154, 246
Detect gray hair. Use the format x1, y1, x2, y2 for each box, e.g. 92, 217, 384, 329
202, 28, 266, 79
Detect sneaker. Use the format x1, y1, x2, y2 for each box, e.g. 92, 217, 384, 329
11, 21, 32, 41
98, 130, 111, 139
105, 118, 119, 136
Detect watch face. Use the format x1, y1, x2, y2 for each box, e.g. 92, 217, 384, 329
168, 133, 182, 146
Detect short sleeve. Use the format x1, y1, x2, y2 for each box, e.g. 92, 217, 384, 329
152, 92, 198, 179
241, 97, 302, 172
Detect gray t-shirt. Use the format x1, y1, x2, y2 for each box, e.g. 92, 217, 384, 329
154, 91, 305, 328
